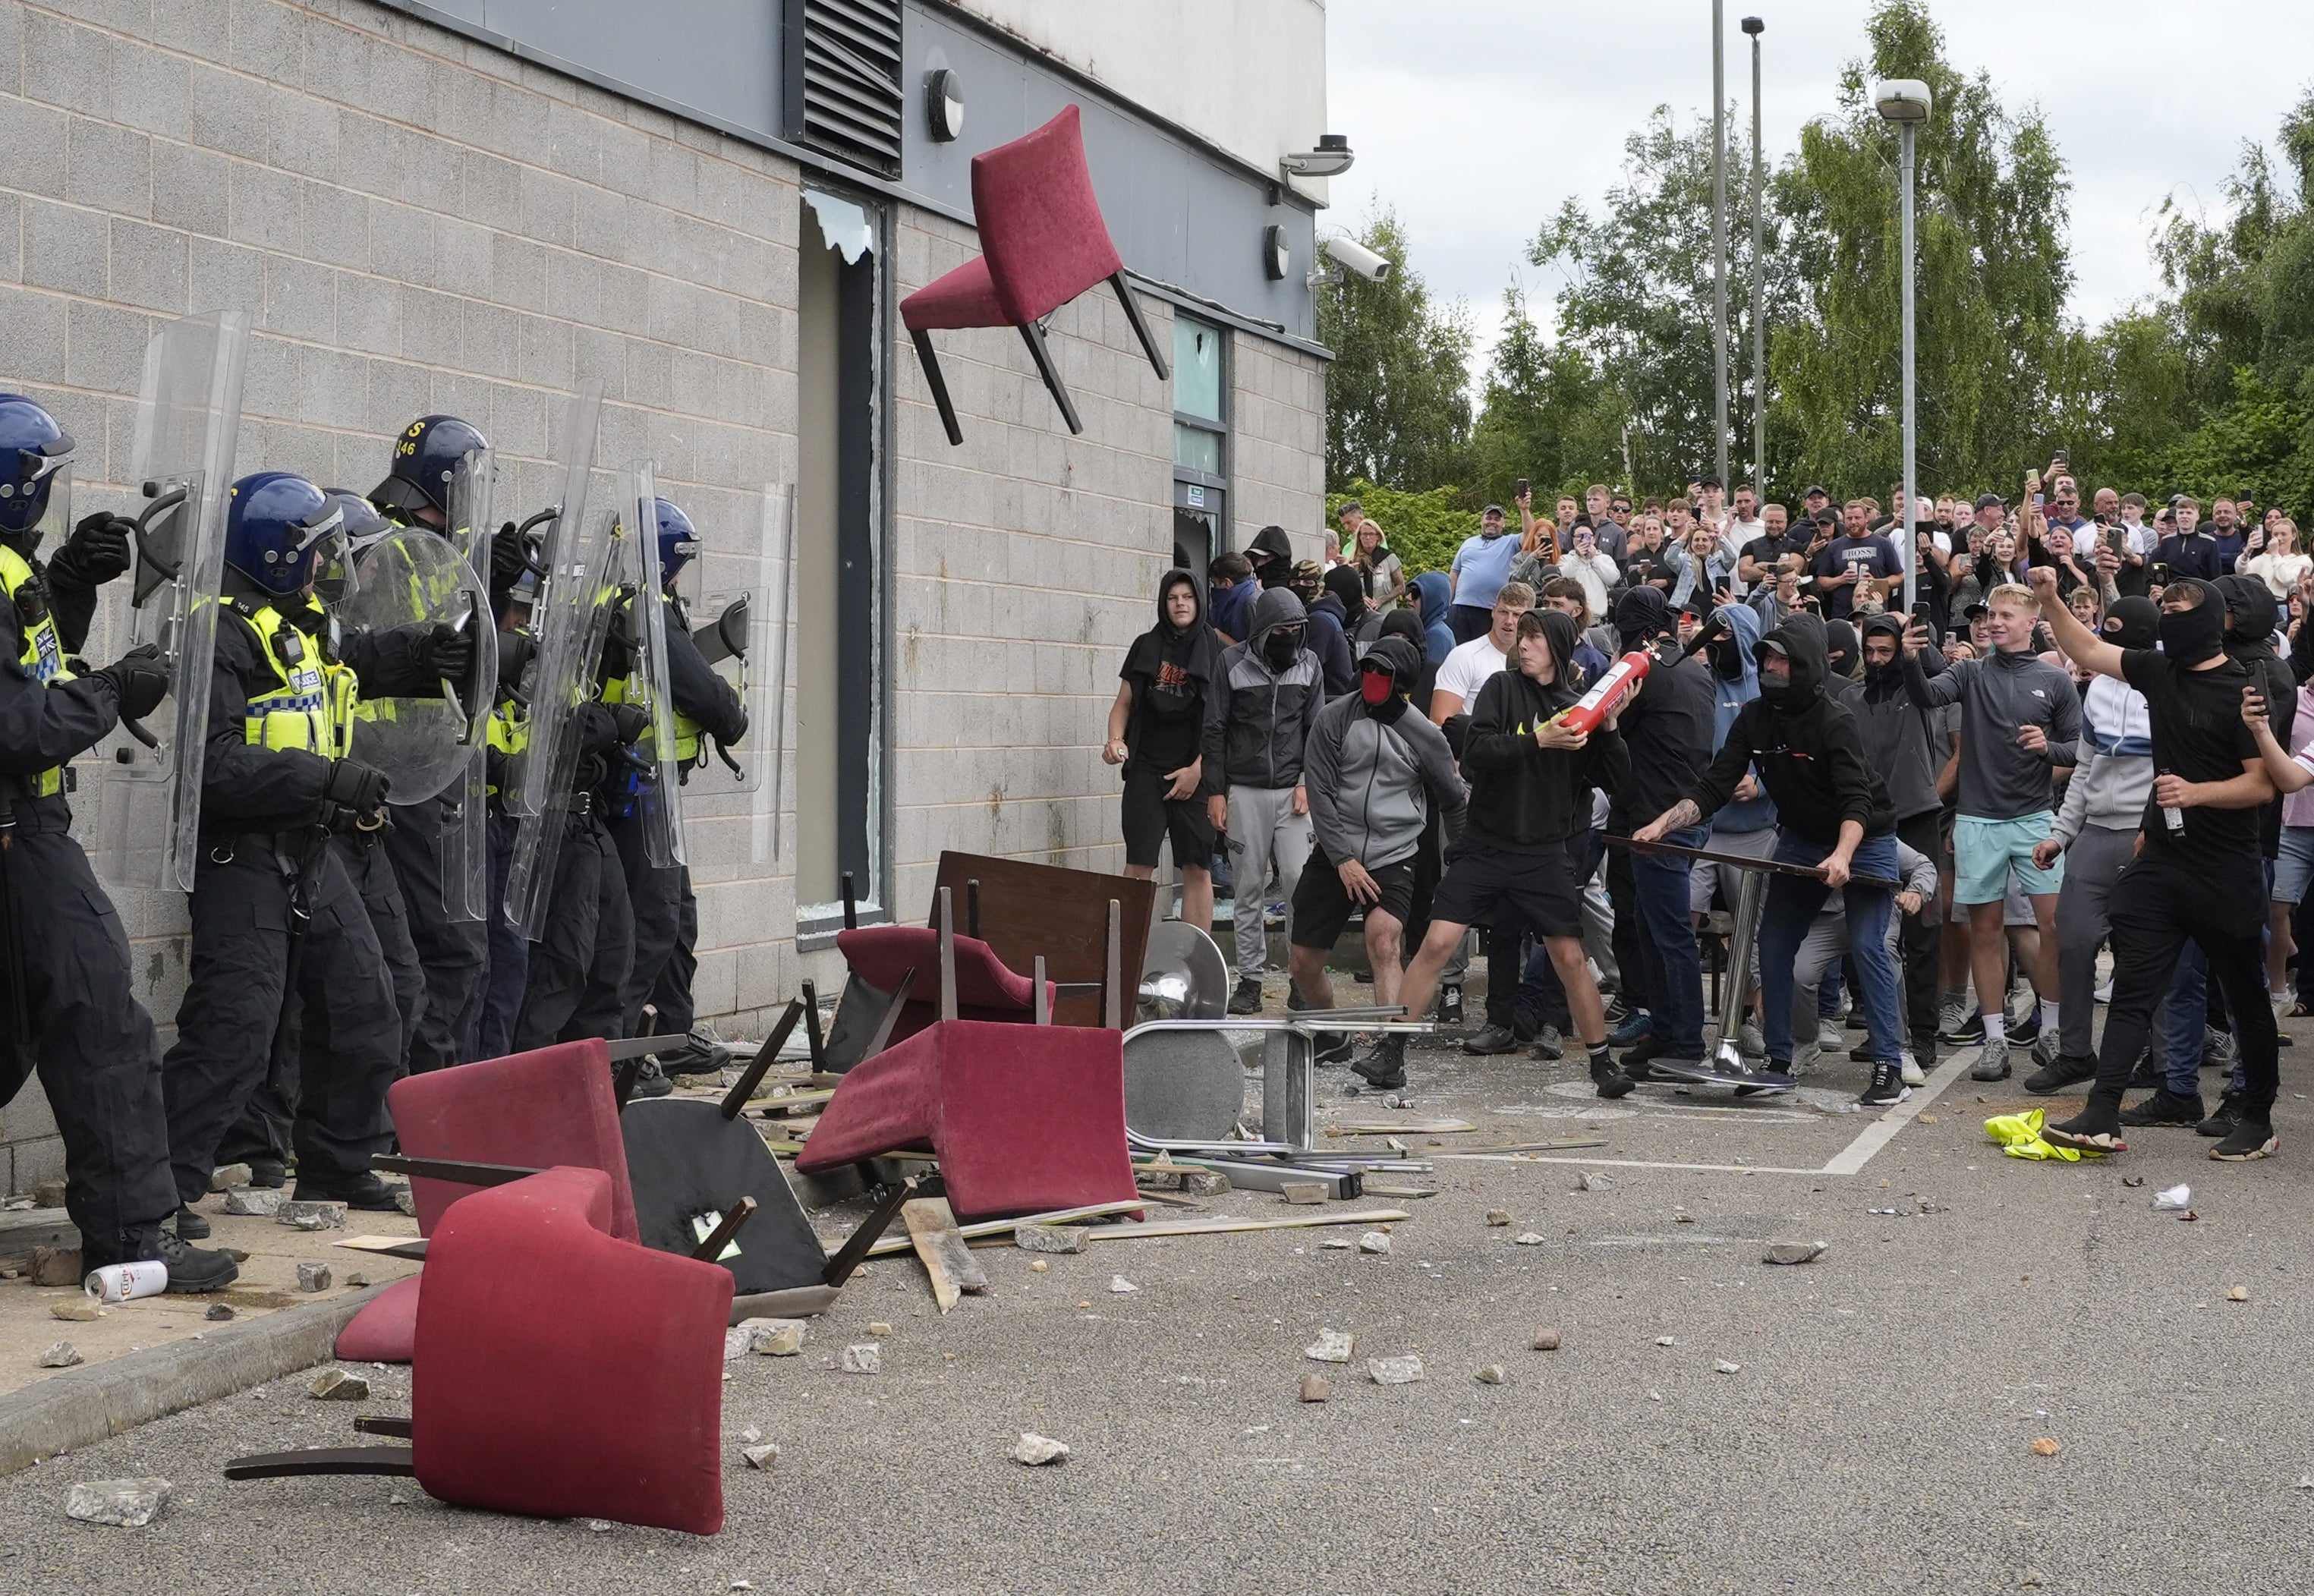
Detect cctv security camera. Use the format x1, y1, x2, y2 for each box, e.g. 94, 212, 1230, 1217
1322, 234, 1393, 283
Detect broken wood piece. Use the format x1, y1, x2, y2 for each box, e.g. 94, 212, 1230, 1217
334, 1236, 429, 1261
1428, 1138, 1611, 1157
1324, 1118, 1479, 1135
1359, 1183, 1441, 1198
1078, 1208, 1411, 1243
902, 1196, 989, 1312
847, 1199, 1148, 1259
370, 1154, 541, 1187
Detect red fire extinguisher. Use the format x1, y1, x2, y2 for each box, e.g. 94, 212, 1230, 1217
1554, 650, 1651, 735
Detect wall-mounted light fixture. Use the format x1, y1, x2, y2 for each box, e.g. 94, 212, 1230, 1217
1263, 225, 1290, 282
925, 68, 965, 141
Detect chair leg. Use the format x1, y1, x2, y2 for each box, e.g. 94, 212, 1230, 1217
225, 1444, 417, 1480
1017, 320, 1084, 435
910, 329, 965, 447
1110, 272, 1170, 381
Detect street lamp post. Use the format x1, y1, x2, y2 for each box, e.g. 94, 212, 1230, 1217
1743, 17, 1765, 498
1875, 78, 1931, 613
1711, 1, 1730, 492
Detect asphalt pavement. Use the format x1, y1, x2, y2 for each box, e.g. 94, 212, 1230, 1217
1, 1021, 2309, 1595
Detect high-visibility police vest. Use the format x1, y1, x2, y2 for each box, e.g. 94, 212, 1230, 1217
1, 543, 73, 797
233, 601, 356, 758
600, 593, 700, 766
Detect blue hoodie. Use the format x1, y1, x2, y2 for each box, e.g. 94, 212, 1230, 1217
1412, 571, 1455, 665
1705, 602, 1777, 833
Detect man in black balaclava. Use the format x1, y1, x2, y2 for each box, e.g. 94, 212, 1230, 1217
1638, 613, 1909, 1102
1858, 613, 1949, 1072
1246, 524, 1298, 590
1822, 619, 1862, 704
1107, 569, 1222, 937
2025, 570, 2282, 1160
1604, 585, 1717, 1078
1293, 637, 1469, 1075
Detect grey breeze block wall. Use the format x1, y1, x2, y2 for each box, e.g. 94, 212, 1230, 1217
0, 0, 1324, 1194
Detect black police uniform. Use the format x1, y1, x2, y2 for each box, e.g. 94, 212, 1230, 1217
511, 700, 642, 1050
611, 595, 746, 1036
162, 598, 437, 1205
0, 539, 188, 1266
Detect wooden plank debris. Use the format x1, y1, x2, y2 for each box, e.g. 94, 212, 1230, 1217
1078, 1208, 1411, 1243
902, 1196, 989, 1312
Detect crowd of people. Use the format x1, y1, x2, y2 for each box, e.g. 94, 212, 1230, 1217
1107, 462, 2311, 1163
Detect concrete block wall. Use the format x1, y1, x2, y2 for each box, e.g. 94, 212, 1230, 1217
0, 0, 1324, 1188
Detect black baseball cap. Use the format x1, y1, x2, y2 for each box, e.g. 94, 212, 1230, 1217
1803, 485, 1830, 499
1974, 493, 2004, 512
1963, 601, 1989, 619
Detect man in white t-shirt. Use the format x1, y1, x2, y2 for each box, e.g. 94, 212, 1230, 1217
1430, 581, 1535, 723
1726, 484, 1765, 557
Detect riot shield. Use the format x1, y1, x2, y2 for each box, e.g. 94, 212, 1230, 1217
439, 449, 496, 921
502, 478, 620, 939
98, 310, 250, 895
623, 462, 686, 870
669, 483, 792, 866
500, 381, 603, 822
337, 527, 490, 806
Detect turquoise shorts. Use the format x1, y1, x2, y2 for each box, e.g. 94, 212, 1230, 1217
1953, 812, 2062, 905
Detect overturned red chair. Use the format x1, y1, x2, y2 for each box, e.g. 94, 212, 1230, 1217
227, 1166, 732, 1536
902, 103, 1170, 446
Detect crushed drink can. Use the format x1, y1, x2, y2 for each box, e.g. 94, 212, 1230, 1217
84, 1260, 168, 1303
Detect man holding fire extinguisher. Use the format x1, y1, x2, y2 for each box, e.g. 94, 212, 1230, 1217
1390, 609, 1645, 1099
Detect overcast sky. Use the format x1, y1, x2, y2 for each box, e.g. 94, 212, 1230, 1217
1324, 0, 2314, 377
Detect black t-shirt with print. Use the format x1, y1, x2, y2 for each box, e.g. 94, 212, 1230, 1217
2120, 647, 2263, 883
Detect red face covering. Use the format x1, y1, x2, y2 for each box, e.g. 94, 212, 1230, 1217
1360, 667, 1394, 706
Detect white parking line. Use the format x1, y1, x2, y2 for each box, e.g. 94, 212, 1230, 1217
1818, 1049, 1976, 1175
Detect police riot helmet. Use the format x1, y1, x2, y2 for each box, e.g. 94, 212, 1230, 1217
0, 393, 75, 546
373, 414, 487, 520
225, 471, 348, 597
653, 497, 699, 586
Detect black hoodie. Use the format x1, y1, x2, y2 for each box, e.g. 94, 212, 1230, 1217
1119, 570, 1221, 783
1462, 610, 1629, 852
1685, 614, 1895, 847
2218, 573, 2295, 860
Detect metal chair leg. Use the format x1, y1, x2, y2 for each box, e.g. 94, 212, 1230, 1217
910, 329, 965, 446
1110, 272, 1170, 380
1017, 320, 1083, 434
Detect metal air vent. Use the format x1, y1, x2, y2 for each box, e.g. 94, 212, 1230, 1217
782, 0, 904, 178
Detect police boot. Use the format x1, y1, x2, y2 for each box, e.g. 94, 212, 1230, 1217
649, 1033, 731, 1078
87, 1226, 241, 1295
247, 1157, 287, 1188
289, 1173, 405, 1212
628, 1058, 675, 1100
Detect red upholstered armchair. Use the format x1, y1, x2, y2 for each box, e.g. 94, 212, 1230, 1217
335, 1038, 635, 1364
836, 924, 1055, 1047
228, 1166, 733, 1537
902, 104, 1170, 445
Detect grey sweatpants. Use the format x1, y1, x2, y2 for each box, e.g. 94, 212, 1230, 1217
2056, 824, 2136, 1062
1225, 785, 1313, 978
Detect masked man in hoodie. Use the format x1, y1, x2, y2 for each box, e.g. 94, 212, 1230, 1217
1637, 615, 1912, 1105
1296, 637, 1468, 1075
1206, 587, 1327, 1015
1106, 570, 1222, 937
1387, 610, 1637, 1097
1857, 614, 1951, 1080
2028, 569, 2281, 1160
1686, 603, 1778, 1058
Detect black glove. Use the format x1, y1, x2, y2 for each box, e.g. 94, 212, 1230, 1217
609, 702, 650, 745
48, 514, 135, 592
93, 644, 169, 721
415, 622, 474, 682
323, 758, 391, 814
490, 522, 529, 588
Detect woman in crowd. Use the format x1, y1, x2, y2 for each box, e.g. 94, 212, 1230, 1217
2243, 517, 2308, 600
1103, 568, 1221, 933
1348, 515, 1406, 612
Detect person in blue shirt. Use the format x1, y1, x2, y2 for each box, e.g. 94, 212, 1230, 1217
1448, 504, 1520, 644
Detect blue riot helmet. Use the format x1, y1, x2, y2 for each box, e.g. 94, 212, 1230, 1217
311, 489, 390, 604
372, 414, 487, 522
0, 392, 75, 550
654, 497, 699, 588
225, 471, 348, 599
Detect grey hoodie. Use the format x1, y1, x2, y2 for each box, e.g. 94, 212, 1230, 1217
1302, 681, 1468, 870
1204, 587, 1327, 789
1902, 644, 2079, 819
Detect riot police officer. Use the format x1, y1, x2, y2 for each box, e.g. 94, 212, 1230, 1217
368, 415, 493, 1072
605, 499, 746, 1070
0, 393, 237, 1290
162, 471, 467, 1226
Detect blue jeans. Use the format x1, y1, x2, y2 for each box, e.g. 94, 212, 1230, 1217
1758, 830, 1903, 1066
1632, 824, 1708, 1053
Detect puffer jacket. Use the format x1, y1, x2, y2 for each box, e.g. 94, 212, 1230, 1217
1204, 586, 1327, 789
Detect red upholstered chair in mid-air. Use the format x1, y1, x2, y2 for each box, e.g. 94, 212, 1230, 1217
334, 1038, 635, 1364
901, 103, 1170, 445
226, 1166, 732, 1536
794, 1018, 1139, 1222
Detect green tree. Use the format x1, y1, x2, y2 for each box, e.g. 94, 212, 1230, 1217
1467, 284, 1620, 508
1317, 211, 1475, 493
1768, 0, 2082, 499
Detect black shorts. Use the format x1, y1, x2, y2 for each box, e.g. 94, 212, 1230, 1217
1121, 766, 1215, 870
1428, 839, 1585, 940
1289, 852, 1415, 950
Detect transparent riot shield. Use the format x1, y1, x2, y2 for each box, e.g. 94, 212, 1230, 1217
500, 442, 617, 940
439, 449, 497, 921
337, 527, 490, 806
672, 483, 792, 866
98, 310, 250, 895
624, 462, 686, 870
500, 381, 604, 822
